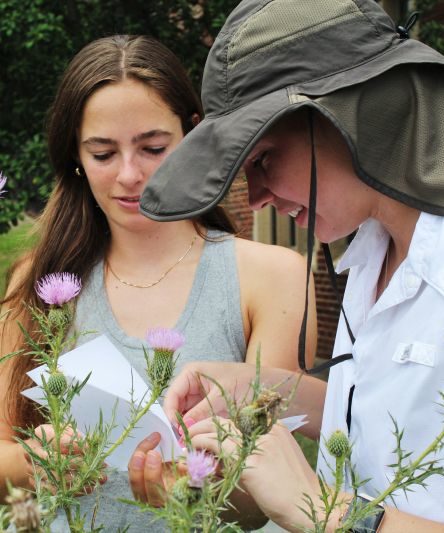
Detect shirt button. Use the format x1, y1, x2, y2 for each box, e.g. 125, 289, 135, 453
405, 273, 419, 289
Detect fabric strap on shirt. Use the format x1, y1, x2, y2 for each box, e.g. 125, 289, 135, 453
298, 109, 354, 375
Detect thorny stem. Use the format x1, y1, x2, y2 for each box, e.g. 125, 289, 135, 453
101, 385, 163, 461
370, 427, 444, 509
321, 456, 345, 531
340, 426, 444, 531
46, 392, 74, 529
200, 438, 256, 533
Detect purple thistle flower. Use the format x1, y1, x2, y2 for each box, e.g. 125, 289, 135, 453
0, 171, 7, 197
35, 273, 82, 306
186, 450, 216, 488
146, 327, 185, 354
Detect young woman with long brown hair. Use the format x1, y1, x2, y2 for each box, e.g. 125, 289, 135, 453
0, 35, 316, 530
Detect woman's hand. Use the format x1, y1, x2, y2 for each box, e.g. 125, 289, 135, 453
189, 418, 330, 532
164, 361, 269, 424
23, 424, 106, 495
164, 362, 325, 440
128, 432, 186, 506
128, 430, 269, 529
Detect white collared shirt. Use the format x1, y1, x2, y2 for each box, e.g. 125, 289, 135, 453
318, 212, 444, 523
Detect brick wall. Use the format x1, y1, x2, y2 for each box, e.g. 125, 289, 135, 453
314, 248, 348, 360
222, 175, 254, 239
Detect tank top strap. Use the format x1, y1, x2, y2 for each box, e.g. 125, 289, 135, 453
176, 229, 246, 357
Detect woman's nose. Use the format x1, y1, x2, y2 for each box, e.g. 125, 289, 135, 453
116, 157, 145, 187
247, 177, 274, 210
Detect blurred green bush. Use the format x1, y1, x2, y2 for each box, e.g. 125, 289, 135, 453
0, 0, 238, 232
1, 1, 442, 233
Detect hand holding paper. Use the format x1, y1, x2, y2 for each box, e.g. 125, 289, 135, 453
22, 335, 308, 472
22, 335, 183, 470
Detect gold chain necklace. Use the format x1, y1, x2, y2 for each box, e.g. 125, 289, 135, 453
106, 235, 197, 289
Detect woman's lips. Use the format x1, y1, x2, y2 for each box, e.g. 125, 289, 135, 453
288, 206, 303, 218
115, 196, 140, 209
287, 206, 309, 227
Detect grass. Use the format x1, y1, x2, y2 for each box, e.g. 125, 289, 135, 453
0, 218, 36, 298
295, 433, 319, 470
0, 218, 320, 467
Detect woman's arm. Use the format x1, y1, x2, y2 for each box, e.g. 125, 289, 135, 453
236, 238, 317, 371
0, 313, 39, 501
236, 238, 324, 438
0, 410, 33, 502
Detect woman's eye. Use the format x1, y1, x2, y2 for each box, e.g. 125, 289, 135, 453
144, 146, 166, 155
93, 153, 113, 161
252, 151, 268, 170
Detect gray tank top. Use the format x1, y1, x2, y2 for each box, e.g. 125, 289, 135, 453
51, 230, 246, 532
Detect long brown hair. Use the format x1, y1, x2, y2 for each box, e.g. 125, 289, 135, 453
2, 35, 235, 427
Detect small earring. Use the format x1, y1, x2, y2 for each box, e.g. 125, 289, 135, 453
191, 113, 200, 127
75, 167, 83, 177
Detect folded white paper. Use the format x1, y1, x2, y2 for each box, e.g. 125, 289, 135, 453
22, 335, 308, 471
22, 335, 184, 470
280, 414, 308, 432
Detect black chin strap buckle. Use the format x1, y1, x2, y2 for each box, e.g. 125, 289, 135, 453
397, 11, 420, 40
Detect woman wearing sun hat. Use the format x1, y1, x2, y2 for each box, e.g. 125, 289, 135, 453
133, 0, 444, 530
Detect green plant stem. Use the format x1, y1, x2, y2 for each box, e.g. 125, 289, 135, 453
372, 427, 444, 508
201, 438, 256, 533
46, 393, 74, 529
341, 427, 444, 530
101, 386, 163, 462
321, 456, 344, 532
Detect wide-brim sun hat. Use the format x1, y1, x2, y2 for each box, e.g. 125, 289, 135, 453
140, 0, 444, 221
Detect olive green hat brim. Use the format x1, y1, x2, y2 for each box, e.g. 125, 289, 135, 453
140, 41, 444, 221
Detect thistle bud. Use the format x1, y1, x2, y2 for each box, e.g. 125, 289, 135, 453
171, 475, 190, 503
171, 476, 201, 505
47, 307, 70, 331
149, 350, 175, 390
255, 389, 282, 423
5, 487, 41, 532
326, 430, 350, 459
145, 328, 184, 390
47, 371, 68, 396
235, 405, 262, 437
236, 389, 282, 438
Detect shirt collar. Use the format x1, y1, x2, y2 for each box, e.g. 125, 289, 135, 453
407, 212, 444, 296
336, 218, 389, 274
336, 213, 444, 296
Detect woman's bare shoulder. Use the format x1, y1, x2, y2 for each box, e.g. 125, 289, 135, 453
234, 237, 306, 276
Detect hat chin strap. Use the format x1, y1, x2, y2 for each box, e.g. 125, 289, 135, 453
297, 109, 354, 375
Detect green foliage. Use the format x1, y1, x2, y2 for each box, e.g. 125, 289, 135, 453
416, 0, 444, 53
1, 291, 179, 531
302, 403, 444, 532
2, 1, 442, 234
136, 352, 290, 532
0, 0, 238, 233
0, 219, 35, 297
